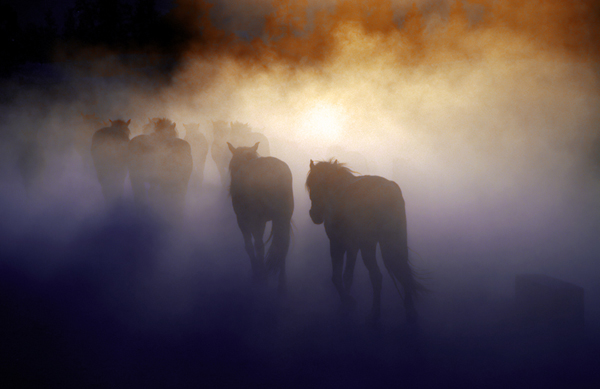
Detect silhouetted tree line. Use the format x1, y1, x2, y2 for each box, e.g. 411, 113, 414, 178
0, 0, 197, 77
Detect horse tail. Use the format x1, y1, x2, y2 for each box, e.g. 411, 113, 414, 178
265, 216, 291, 275
380, 236, 428, 300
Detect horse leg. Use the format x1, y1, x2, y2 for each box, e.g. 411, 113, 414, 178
331, 242, 355, 310
343, 248, 358, 292
99, 172, 121, 203
251, 221, 267, 282
274, 219, 291, 295
380, 243, 418, 324
361, 243, 382, 324
237, 220, 261, 283
219, 165, 229, 187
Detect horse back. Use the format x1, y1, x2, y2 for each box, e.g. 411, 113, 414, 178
231, 157, 293, 219
336, 175, 406, 242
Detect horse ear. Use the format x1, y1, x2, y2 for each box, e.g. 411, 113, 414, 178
109, 119, 113, 124
227, 142, 236, 154
310, 160, 314, 169
252, 142, 259, 152
126, 119, 131, 125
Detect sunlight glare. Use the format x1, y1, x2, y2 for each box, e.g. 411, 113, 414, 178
300, 102, 347, 143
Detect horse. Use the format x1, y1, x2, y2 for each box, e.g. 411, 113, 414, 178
228, 142, 293, 292
183, 123, 209, 188
306, 159, 424, 324
90, 119, 131, 203
128, 119, 193, 220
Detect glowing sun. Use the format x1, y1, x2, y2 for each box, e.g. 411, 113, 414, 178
301, 102, 346, 143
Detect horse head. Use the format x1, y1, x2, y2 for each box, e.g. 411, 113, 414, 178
109, 119, 132, 137
228, 142, 259, 175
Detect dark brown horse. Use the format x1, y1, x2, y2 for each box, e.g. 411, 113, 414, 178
228, 142, 293, 292
90, 119, 131, 203
306, 159, 424, 324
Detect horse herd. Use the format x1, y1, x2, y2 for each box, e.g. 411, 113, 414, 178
86, 117, 423, 325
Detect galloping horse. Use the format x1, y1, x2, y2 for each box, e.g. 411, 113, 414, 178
183, 123, 209, 188
306, 160, 424, 324
90, 119, 131, 203
128, 119, 193, 220
228, 142, 293, 292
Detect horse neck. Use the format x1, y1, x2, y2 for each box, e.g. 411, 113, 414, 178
330, 170, 355, 194
230, 155, 258, 178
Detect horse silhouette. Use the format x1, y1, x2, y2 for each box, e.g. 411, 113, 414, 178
90, 119, 131, 203
128, 119, 193, 220
228, 142, 293, 292
183, 123, 209, 188
306, 159, 424, 324
211, 121, 271, 187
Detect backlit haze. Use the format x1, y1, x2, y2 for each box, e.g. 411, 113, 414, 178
1, 0, 600, 386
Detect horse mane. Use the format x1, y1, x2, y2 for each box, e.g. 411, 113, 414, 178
305, 159, 357, 191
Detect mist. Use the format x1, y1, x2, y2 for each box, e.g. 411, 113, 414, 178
2, 0, 600, 387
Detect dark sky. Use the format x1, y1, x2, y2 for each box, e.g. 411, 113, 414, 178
7, 0, 174, 29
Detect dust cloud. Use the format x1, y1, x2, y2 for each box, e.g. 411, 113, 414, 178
1, 0, 600, 387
